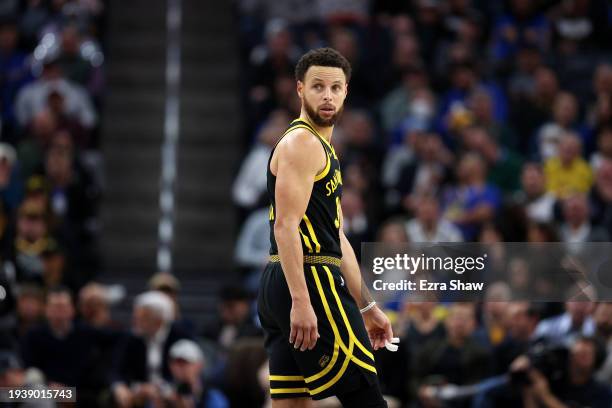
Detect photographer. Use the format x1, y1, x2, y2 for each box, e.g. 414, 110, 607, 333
166, 339, 228, 408
480, 336, 611, 408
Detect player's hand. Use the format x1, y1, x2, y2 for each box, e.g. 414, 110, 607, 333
290, 299, 319, 351
362, 305, 393, 350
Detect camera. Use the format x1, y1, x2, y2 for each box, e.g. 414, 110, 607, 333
176, 382, 193, 396
510, 342, 569, 386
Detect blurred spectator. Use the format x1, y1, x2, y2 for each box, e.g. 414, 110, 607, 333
233, 109, 287, 211
224, 337, 267, 408
493, 302, 540, 374
13, 284, 45, 341
78, 282, 117, 329
381, 120, 425, 203
15, 57, 96, 130
380, 67, 431, 135
4, 197, 55, 286
514, 162, 556, 223
510, 66, 560, 153
466, 89, 516, 151
17, 110, 57, 180
534, 294, 595, 345
587, 64, 612, 116
481, 335, 611, 408
202, 285, 261, 350
0, 143, 24, 211
148, 271, 196, 335
590, 127, 612, 171
507, 45, 543, 101
376, 217, 409, 244
437, 62, 507, 141
57, 24, 91, 87
340, 187, 370, 251
594, 302, 612, 385
589, 157, 612, 238
0, 351, 52, 408
405, 195, 462, 242
400, 300, 445, 354
476, 282, 512, 348
248, 19, 300, 119
522, 336, 611, 408
395, 132, 453, 214
19, 0, 50, 49
20, 286, 116, 400
560, 193, 609, 244
166, 339, 229, 408
47, 90, 89, 147
0, 18, 33, 141
536, 92, 583, 160
443, 153, 501, 241
43, 129, 98, 240
544, 132, 593, 199
234, 207, 270, 290
111, 291, 191, 407
414, 302, 491, 407
462, 126, 523, 192
386, 34, 423, 91
328, 26, 374, 104
148, 272, 181, 315
490, 0, 549, 63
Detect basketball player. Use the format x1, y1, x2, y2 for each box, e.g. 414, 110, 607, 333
257, 48, 393, 407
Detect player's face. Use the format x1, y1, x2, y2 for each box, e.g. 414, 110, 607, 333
298, 66, 347, 127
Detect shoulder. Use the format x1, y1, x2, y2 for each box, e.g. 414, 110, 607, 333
277, 127, 324, 153
275, 128, 326, 171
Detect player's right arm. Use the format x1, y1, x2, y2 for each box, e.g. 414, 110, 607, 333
273, 129, 326, 352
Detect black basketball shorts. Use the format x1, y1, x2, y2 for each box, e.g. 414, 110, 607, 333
257, 256, 378, 400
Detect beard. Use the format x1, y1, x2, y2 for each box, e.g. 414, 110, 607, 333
304, 97, 344, 128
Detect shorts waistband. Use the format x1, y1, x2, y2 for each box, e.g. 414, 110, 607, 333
269, 254, 342, 267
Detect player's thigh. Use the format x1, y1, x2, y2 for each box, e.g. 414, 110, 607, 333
272, 397, 314, 408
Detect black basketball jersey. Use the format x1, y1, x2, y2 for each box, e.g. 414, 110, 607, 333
267, 119, 343, 257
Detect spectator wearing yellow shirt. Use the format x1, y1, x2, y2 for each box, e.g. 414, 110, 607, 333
544, 133, 593, 198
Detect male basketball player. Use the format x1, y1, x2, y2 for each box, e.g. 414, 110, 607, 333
257, 48, 393, 407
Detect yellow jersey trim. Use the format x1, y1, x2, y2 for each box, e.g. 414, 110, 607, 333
302, 215, 321, 253
310, 266, 354, 395
298, 226, 314, 253
270, 387, 309, 394
269, 375, 304, 381
323, 265, 376, 362
299, 118, 334, 151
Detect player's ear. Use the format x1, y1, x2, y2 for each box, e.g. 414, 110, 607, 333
297, 80, 304, 98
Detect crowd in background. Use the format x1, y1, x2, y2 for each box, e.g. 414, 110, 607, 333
0, 0, 105, 302
232, 0, 612, 407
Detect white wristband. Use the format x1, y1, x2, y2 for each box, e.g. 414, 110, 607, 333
360, 301, 376, 314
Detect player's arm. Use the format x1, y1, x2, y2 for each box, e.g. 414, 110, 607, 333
274, 130, 325, 351
338, 206, 393, 350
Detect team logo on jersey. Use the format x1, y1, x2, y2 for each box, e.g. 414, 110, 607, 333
318, 354, 330, 367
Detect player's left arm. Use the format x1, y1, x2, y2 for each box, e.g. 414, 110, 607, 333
338, 206, 393, 350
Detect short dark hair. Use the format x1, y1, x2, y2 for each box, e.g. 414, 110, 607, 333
295, 47, 351, 83
46, 285, 73, 304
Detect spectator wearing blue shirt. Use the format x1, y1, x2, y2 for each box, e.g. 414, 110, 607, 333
167, 339, 229, 408
0, 18, 33, 141
443, 153, 501, 241
490, 0, 549, 62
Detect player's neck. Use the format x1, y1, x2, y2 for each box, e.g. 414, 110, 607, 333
300, 114, 333, 143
